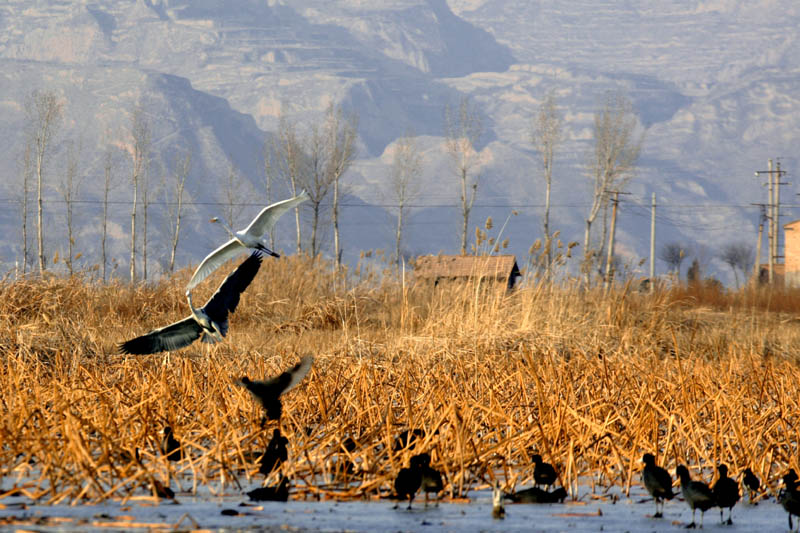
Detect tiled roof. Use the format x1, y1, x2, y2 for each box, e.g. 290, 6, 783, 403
414, 255, 519, 280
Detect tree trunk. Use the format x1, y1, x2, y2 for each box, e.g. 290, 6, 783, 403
333, 175, 340, 268
130, 177, 137, 283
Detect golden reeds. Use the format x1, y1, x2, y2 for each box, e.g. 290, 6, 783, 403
2, 257, 800, 505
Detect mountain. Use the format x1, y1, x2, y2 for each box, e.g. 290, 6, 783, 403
0, 0, 797, 285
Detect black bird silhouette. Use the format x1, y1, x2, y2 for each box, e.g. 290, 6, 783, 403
259, 428, 288, 475
532, 454, 557, 489
236, 355, 313, 423
642, 453, 674, 518
336, 437, 357, 478
160, 426, 183, 462
741, 468, 760, 504
119, 252, 262, 355
506, 486, 567, 504
414, 453, 443, 507
781, 471, 800, 532
394, 454, 427, 509
151, 478, 175, 499
676, 465, 715, 529
247, 476, 289, 502
392, 429, 426, 453
712, 464, 739, 525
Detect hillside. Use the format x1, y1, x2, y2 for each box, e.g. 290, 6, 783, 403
1, 0, 798, 283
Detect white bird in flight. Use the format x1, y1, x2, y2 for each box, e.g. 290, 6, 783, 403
187, 191, 309, 290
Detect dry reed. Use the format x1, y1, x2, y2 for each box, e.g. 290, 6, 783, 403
2, 256, 800, 505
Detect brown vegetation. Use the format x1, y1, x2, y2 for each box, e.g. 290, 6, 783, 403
2, 257, 800, 505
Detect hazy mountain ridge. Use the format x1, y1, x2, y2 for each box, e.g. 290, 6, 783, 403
0, 0, 798, 283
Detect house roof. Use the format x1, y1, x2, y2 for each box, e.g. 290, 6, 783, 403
784, 219, 800, 230
413, 255, 520, 280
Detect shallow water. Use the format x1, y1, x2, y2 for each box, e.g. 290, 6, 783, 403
0, 482, 790, 532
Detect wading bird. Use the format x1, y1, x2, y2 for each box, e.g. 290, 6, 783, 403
532, 454, 557, 490
187, 191, 309, 291
235, 355, 313, 423
741, 468, 760, 504
416, 453, 443, 507
160, 426, 183, 462
676, 465, 715, 529
393, 454, 426, 510
492, 484, 505, 519
118, 252, 262, 355
712, 464, 739, 525
505, 486, 567, 504
781, 471, 800, 532
642, 453, 674, 518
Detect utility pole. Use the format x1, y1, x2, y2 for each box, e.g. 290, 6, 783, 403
604, 190, 630, 291
755, 159, 788, 284
649, 192, 656, 291
752, 204, 766, 283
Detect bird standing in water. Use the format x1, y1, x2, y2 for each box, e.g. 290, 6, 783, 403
642, 453, 674, 518
160, 426, 183, 462
532, 454, 557, 490
394, 454, 426, 510
415, 453, 443, 507
676, 465, 715, 529
712, 464, 739, 525
741, 468, 760, 504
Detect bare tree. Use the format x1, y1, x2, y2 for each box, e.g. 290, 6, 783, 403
301, 123, 332, 258
127, 105, 151, 283
444, 96, 483, 255
267, 112, 307, 254
57, 140, 82, 275
262, 138, 276, 251
25, 90, 63, 274
167, 148, 191, 273
388, 132, 422, 267
583, 91, 643, 281
530, 91, 562, 279
18, 142, 33, 274
720, 242, 753, 288
100, 146, 117, 281
222, 161, 252, 232
325, 104, 358, 269
659, 242, 686, 276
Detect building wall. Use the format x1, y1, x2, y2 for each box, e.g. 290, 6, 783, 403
785, 222, 800, 288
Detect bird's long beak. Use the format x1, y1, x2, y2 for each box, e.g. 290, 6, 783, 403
257, 244, 280, 258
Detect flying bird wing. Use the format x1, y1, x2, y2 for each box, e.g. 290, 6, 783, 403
242, 190, 310, 238
186, 239, 244, 291
118, 317, 203, 355
236, 355, 314, 402
202, 251, 263, 327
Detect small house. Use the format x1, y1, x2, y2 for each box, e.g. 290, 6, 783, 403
413, 254, 522, 290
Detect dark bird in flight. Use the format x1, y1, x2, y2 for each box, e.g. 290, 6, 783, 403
119, 252, 263, 355
236, 355, 313, 423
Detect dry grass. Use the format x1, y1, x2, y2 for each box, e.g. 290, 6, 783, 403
3, 256, 800, 505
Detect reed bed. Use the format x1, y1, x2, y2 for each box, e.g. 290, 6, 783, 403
2, 256, 800, 505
